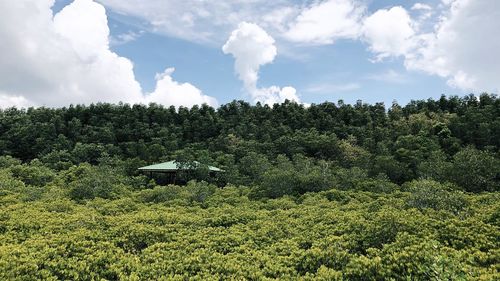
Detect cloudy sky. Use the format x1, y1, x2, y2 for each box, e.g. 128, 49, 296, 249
0, 0, 498, 108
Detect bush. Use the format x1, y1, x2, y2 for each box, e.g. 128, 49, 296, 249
69, 178, 128, 202
0, 156, 21, 168
446, 147, 500, 192
334, 167, 369, 190
255, 156, 335, 198
39, 150, 74, 170
138, 185, 190, 203
87, 197, 138, 215
138, 181, 217, 205
45, 198, 75, 213
0, 169, 26, 192
9, 161, 55, 187
65, 164, 130, 201
184, 181, 217, 204
404, 179, 469, 214
354, 178, 399, 193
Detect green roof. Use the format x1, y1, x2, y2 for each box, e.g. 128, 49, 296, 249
138, 161, 224, 172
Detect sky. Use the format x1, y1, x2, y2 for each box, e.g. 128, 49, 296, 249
0, 0, 499, 108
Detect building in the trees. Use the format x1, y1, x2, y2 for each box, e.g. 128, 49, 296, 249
138, 160, 224, 185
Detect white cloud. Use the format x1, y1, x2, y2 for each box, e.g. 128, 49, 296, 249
146, 68, 218, 107
98, 0, 368, 46
0, 93, 32, 109
222, 22, 300, 105
411, 3, 432, 10
362, 6, 416, 60
253, 86, 300, 105
441, 0, 455, 5
110, 30, 143, 46
284, 0, 365, 44
2, 0, 497, 108
54, 0, 109, 60
410, 3, 433, 22
0, 0, 217, 108
261, 7, 298, 33
360, 0, 500, 93
98, 0, 299, 44
405, 0, 500, 92
222, 22, 277, 91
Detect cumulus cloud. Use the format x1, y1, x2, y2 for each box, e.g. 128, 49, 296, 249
0, 0, 217, 108
99, 0, 367, 46
252, 86, 300, 105
284, 0, 365, 44
2, 0, 497, 108
405, 0, 500, 92
362, 6, 416, 60
146, 68, 218, 107
223, 22, 300, 105
222, 22, 277, 91
96, 0, 500, 95
359, 0, 500, 93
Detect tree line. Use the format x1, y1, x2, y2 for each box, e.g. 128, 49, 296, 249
1, 94, 498, 195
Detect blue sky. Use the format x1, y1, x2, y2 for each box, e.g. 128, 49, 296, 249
97, 0, 457, 106
1, 0, 497, 108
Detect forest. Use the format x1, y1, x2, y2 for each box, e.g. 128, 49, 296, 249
0, 94, 498, 280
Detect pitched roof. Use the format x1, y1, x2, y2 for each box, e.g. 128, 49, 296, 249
138, 161, 223, 172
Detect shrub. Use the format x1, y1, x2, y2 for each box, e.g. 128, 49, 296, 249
355, 178, 399, 193
0, 169, 26, 192
39, 150, 74, 170
66, 165, 130, 201
255, 156, 335, 198
69, 178, 128, 201
404, 179, 469, 214
0, 156, 21, 168
138, 185, 190, 203
184, 181, 217, 204
9, 161, 55, 187
446, 147, 500, 192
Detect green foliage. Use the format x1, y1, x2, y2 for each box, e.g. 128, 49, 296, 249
138, 181, 217, 205
64, 164, 131, 201
0, 169, 25, 192
9, 160, 55, 187
138, 185, 190, 204
355, 177, 399, 193
333, 167, 369, 190
0, 183, 497, 280
0, 94, 498, 279
0, 94, 497, 191
39, 149, 74, 170
238, 152, 271, 185
417, 150, 452, 182
405, 179, 470, 214
371, 155, 408, 184
447, 147, 500, 192
0, 155, 21, 168
254, 155, 335, 198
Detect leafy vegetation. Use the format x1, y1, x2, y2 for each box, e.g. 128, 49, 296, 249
0, 94, 498, 279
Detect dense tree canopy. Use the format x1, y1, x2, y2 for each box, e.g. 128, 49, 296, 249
0, 94, 498, 279
0, 94, 498, 192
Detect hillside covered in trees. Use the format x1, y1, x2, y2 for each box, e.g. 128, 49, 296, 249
0, 94, 499, 280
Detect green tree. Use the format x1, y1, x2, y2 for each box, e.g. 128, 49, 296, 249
447, 147, 500, 192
